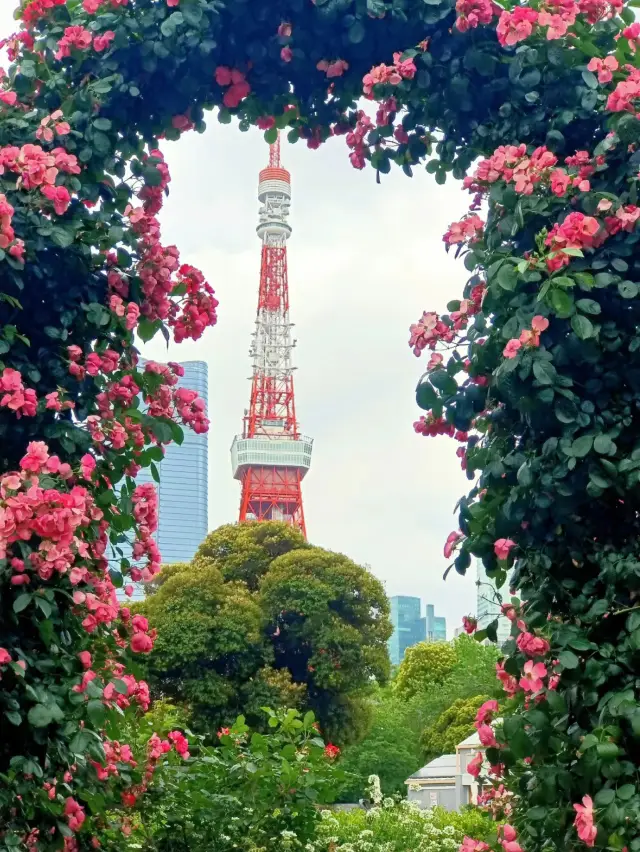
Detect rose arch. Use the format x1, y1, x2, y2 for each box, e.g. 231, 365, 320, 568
0, 0, 639, 849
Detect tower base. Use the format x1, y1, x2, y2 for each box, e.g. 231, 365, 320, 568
239, 466, 306, 538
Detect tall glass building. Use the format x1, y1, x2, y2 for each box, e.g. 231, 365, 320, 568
476, 558, 512, 646
114, 360, 209, 601
425, 603, 447, 642
388, 596, 448, 666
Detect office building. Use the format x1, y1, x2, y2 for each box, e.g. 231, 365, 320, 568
388, 596, 448, 666
476, 558, 512, 646
426, 603, 447, 642
114, 360, 209, 601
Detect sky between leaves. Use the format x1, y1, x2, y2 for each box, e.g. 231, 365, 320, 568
0, 3, 479, 633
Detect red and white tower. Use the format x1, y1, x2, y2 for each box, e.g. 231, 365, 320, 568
230, 136, 312, 537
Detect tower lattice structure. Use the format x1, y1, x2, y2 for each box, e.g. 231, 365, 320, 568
230, 136, 312, 538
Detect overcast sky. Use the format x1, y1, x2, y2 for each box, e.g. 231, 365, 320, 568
1, 7, 478, 634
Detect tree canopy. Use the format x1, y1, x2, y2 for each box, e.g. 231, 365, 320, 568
137, 522, 391, 743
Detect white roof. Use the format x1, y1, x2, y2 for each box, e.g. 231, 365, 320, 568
406, 754, 456, 782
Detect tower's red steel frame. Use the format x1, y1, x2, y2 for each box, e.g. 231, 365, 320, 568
230, 136, 312, 537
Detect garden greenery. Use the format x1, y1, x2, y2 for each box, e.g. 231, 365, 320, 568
1, 0, 640, 850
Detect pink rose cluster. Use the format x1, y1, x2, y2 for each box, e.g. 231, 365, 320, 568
53, 25, 115, 59
317, 58, 349, 78
474, 698, 499, 748
36, 109, 71, 143
0, 193, 22, 260
496, 0, 622, 48
345, 110, 374, 170
463, 143, 595, 200
0, 368, 37, 417
82, 0, 128, 13
20, 0, 66, 26
116, 150, 217, 344
362, 51, 416, 97
443, 213, 484, 246
455, 0, 497, 32
214, 66, 251, 108
414, 413, 469, 440
409, 283, 485, 356
503, 315, 549, 359
0, 142, 81, 219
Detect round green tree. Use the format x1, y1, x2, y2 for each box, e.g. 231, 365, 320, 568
138, 522, 391, 742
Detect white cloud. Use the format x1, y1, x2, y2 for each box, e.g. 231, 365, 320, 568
1, 8, 478, 633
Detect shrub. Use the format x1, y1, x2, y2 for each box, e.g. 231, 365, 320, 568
308, 778, 494, 852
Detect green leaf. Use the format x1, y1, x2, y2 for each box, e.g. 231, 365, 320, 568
597, 742, 619, 761
143, 165, 163, 187
161, 12, 183, 37
618, 280, 638, 299
137, 318, 160, 343
430, 371, 457, 395
550, 289, 574, 316
87, 699, 106, 727
595, 788, 615, 806
93, 117, 112, 131
13, 593, 32, 613
559, 649, 580, 669
572, 435, 593, 458
416, 381, 437, 411
617, 784, 635, 801
92, 131, 111, 155
594, 434, 615, 455
575, 298, 601, 315
182, 3, 203, 25
348, 20, 366, 43
517, 463, 533, 487
497, 263, 518, 291
581, 69, 599, 89
27, 704, 52, 727
533, 360, 557, 385
571, 314, 594, 339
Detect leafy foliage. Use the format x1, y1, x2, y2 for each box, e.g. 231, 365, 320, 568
138, 522, 392, 743
308, 779, 494, 852
108, 708, 342, 852
338, 637, 499, 799
421, 695, 489, 761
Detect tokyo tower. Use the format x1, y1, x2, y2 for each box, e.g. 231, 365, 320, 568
230, 135, 312, 538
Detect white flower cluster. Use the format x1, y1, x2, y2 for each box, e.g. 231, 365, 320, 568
306, 781, 468, 852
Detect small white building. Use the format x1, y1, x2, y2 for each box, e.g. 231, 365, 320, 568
405, 730, 484, 811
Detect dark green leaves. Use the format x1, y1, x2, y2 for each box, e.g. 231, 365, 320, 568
161, 11, 184, 37
571, 435, 593, 458
618, 280, 638, 299
27, 705, 53, 727
533, 360, 557, 385
571, 314, 594, 339
558, 650, 579, 669
13, 593, 32, 613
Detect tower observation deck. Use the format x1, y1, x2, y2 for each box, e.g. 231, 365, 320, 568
230, 135, 312, 537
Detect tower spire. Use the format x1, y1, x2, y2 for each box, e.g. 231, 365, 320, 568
230, 135, 312, 537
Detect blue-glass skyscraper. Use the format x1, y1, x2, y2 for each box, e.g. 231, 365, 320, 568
425, 603, 447, 642
154, 360, 208, 562
114, 360, 209, 601
388, 596, 448, 666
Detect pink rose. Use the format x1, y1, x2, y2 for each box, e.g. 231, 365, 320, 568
503, 339, 522, 359
519, 660, 547, 692
494, 538, 516, 560
131, 632, 153, 654
573, 795, 597, 847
